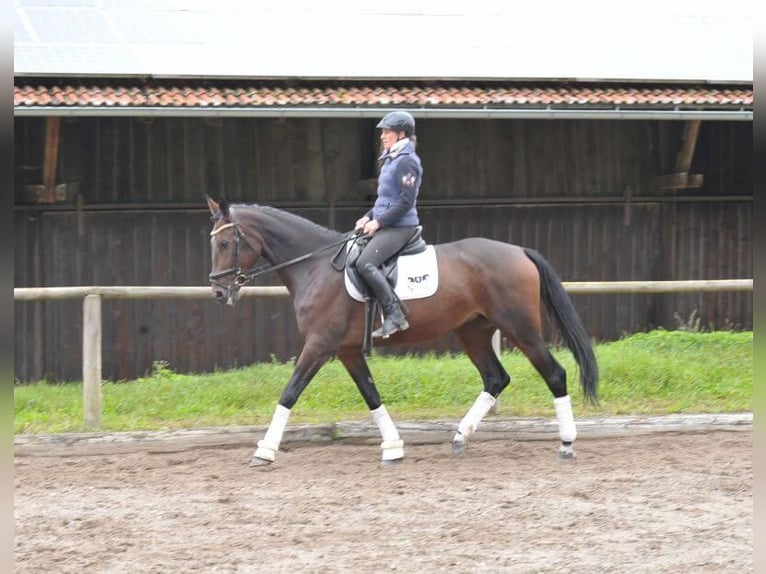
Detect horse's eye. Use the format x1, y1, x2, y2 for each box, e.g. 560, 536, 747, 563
219, 240, 229, 249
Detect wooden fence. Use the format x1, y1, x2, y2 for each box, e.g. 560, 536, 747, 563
13, 280, 753, 429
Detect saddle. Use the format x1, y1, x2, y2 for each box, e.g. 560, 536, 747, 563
345, 226, 427, 295
332, 226, 428, 354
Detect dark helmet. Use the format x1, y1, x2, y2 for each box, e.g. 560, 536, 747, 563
376, 111, 415, 137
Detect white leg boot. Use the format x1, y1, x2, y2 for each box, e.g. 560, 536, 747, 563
252, 405, 291, 465
371, 404, 404, 464
554, 395, 577, 459
452, 391, 497, 454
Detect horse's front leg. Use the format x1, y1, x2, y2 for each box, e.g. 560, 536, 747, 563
451, 320, 509, 455
338, 351, 404, 465
251, 344, 330, 467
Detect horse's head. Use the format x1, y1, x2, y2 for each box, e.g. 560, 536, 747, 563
207, 196, 261, 305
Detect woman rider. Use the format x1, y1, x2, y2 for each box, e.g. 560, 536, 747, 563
355, 110, 423, 339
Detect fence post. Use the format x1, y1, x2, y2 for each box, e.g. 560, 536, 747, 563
490, 330, 501, 414
83, 294, 102, 429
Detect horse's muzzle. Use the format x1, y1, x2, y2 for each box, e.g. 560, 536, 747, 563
211, 283, 240, 306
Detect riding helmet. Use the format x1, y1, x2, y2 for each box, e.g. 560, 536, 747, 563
376, 111, 416, 137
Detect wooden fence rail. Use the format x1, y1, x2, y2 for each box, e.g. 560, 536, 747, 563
13, 279, 753, 429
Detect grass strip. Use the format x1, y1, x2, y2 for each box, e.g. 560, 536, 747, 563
14, 330, 752, 434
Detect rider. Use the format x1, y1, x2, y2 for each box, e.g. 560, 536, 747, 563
355, 110, 423, 339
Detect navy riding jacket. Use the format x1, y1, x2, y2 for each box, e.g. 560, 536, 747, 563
366, 140, 422, 228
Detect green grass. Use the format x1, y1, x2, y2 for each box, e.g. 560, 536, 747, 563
14, 330, 752, 434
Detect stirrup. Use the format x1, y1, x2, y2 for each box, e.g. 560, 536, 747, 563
372, 317, 409, 339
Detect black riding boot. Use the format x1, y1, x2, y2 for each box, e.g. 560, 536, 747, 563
359, 262, 409, 338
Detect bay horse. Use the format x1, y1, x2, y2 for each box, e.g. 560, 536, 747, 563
206, 197, 598, 466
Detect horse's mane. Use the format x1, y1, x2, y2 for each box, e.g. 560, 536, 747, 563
242, 203, 342, 240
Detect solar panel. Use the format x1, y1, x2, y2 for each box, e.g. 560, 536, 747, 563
14, 10, 33, 42
18, 0, 98, 7
15, 44, 139, 75
24, 8, 115, 43
13, 1, 753, 82
110, 9, 206, 45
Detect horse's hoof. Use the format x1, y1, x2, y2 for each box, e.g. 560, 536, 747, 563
452, 441, 466, 456
381, 457, 403, 467
558, 448, 576, 460
250, 456, 273, 468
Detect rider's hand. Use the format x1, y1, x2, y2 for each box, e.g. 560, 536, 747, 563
355, 216, 370, 231
363, 219, 381, 235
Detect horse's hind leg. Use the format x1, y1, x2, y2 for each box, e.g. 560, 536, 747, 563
451, 317, 511, 455
338, 351, 404, 465
509, 332, 578, 459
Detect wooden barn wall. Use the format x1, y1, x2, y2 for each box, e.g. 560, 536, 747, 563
14, 116, 379, 211
14, 116, 752, 381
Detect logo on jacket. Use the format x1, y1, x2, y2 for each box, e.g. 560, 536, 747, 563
402, 173, 417, 188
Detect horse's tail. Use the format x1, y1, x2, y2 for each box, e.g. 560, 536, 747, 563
523, 248, 599, 404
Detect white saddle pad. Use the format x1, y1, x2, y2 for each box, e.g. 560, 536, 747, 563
345, 245, 439, 303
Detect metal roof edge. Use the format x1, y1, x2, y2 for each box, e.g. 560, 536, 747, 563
12, 73, 755, 86
13, 106, 754, 122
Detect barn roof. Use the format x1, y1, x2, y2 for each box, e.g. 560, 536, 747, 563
16, 79, 752, 108
14, 78, 753, 120
14, 1, 752, 120
14, 0, 752, 83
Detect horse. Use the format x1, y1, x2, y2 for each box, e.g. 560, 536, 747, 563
206, 197, 598, 466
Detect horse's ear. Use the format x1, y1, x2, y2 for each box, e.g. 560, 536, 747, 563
206, 196, 229, 218
206, 195, 219, 216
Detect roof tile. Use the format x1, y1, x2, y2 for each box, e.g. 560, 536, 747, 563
13, 80, 752, 111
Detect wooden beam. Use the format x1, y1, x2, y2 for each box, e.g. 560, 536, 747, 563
623, 185, 632, 225
675, 119, 701, 173
25, 116, 67, 204
657, 172, 704, 190
13, 280, 754, 302
43, 116, 61, 203
657, 120, 704, 190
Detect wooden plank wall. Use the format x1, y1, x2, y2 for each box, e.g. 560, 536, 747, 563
13, 116, 752, 381
15, 117, 751, 203
15, 117, 377, 208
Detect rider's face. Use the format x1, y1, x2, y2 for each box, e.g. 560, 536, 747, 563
380, 128, 403, 151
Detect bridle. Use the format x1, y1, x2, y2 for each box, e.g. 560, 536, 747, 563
208, 211, 252, 293
208, 207, 360, 300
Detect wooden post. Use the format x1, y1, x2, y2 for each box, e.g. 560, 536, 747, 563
656, 120, 704, 190
675, 120, 701, 174
83, 294, 102, 429
491, 329, 501, 357
43, 117, 61, 203
490, 330, 501, 414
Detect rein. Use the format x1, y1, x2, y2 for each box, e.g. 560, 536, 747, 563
209, 209, 360, 291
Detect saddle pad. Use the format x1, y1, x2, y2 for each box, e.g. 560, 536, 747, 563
345, 245, 439, 303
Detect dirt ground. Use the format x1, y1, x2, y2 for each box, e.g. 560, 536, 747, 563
15, 430, 751, 574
